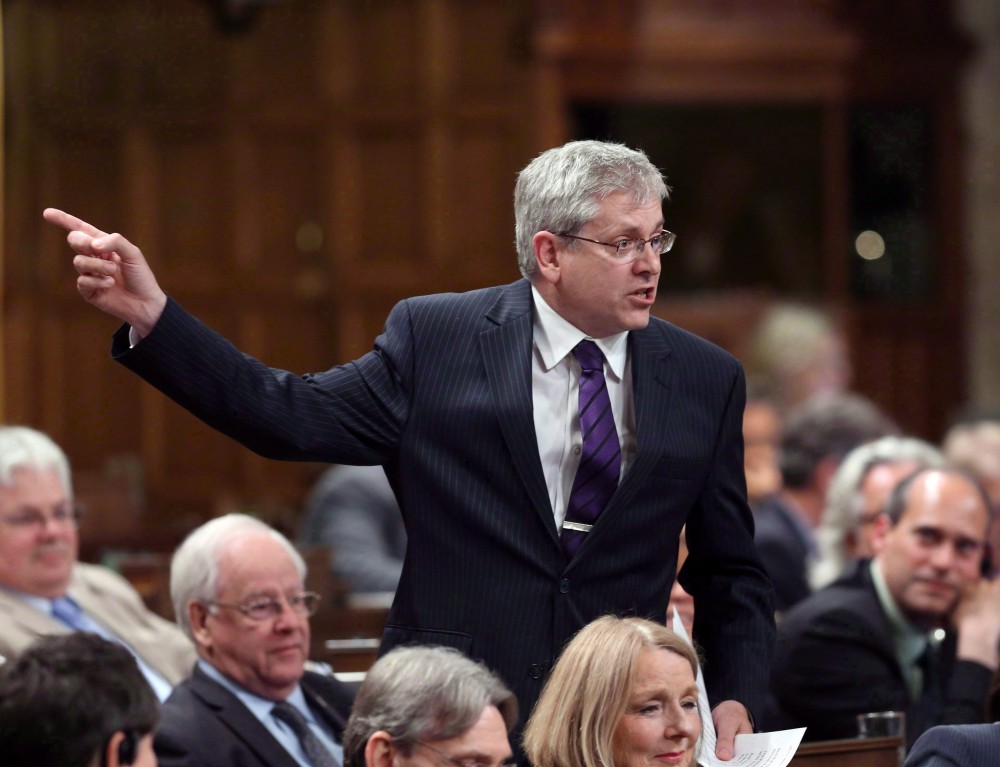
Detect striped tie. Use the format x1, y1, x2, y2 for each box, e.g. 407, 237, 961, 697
272, 700, 340, 767
561, 340, 621, 555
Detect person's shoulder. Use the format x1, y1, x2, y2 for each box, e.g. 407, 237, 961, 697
644, 315, 742, 368
71, 561, 140, 596
907, 722, 1000, 765
402, 280, 524, 314
777, 565, 882, 640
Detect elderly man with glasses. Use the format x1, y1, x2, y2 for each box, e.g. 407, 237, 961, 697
155, 513, 354, 767
0, 425, 194, 700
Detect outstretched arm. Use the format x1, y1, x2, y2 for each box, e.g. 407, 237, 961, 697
42, 208, 167, 338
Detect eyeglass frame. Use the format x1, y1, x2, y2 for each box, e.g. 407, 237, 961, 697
0, 502, 85, 531
405, 739, 516, 767
554, 229, 676, 263
206, 591, 321, 621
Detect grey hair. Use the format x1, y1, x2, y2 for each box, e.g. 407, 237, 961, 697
342, 646, 517, 767
0, 426, 73, 500
169, 513, 306, 639
514, 140, 669, 279
811, 436, 946, 589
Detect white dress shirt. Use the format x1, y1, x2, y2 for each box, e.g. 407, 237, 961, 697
530, 285, 636, 528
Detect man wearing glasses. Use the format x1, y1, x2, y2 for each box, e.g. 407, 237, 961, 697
155, 513, 354, 767
46, 139, 775, 760
0, 425, 194, 700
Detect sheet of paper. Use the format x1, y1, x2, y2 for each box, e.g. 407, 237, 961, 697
670, 609, 806, 767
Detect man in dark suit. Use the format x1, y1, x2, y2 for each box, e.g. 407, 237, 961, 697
904, 722, 1000, 767
45, 139, 775, 760
155, 513, 353, 767
767, 467, 1000, 748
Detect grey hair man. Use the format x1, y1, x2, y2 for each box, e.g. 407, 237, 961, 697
811, 436, 946, 589
0, 425, 194, 700
155, 513, 354, 767
343, 646, 517, 767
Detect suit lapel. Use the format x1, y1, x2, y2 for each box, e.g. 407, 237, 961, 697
190, 668, 301, 767
570, 325, 674, 562
480, 280, 558, 543
0, 587, 68, 640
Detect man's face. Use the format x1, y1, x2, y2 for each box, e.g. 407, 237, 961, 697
545, 191, 663, 339
0, 467, 77, 598
393, 705, 512, 767
192, 532, 310, 700
852, 461, 920, 558
874, 471, 989, 625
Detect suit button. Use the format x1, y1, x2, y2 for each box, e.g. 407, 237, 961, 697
529, 663, 542, 679
559, 578, 570, 593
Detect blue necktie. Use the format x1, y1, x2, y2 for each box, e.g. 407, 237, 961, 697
561, 340, 621, 555
51, 596, 91, 630
272, 700, 340, 767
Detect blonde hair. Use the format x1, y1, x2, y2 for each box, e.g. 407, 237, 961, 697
523, 616, 699, 767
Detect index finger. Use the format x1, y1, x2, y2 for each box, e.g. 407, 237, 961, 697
43, 208, 108, 238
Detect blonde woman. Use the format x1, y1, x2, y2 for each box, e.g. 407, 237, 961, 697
524, 616, 701, 767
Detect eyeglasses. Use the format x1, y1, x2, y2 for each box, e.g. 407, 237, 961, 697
556, 229, 676, 263
411, 740, 517, 767
0, 503, 84, 531
208, 591, 321, 621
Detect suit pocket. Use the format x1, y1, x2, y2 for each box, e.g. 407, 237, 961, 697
382, 625, 474, 655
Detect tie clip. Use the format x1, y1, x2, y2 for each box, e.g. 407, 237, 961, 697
562, 521, 593, 533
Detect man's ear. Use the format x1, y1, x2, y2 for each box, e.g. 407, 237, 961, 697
188, 601, 212, 647
101, 731, 127, 767
365, 731, 397, 767
869, 513, 893, 555
532, 231, 562, 284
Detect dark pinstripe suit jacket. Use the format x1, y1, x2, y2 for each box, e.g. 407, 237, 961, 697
113, 278, 775, 730
904, 722, 1000, 767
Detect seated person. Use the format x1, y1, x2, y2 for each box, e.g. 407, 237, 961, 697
0, 425, 194, 700
811, 436, 945, 590
0, 632, 159, 767
343, 645, 516, 767
904, 722, 1000, 767
299, 464, 405, 594
523, 615, 701, 767
768, 467, 1000, 747
155, 513, 355, 767
755, 392, 898, 613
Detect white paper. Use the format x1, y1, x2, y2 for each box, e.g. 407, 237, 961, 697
669, 609, 806, 767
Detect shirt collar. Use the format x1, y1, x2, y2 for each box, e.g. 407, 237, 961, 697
870, 559, 928, 667
530, 284, 628, 380
197, 659, 313, 722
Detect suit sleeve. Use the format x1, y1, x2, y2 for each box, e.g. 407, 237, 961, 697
680, 364, 776, 722
113, 296, 413, 465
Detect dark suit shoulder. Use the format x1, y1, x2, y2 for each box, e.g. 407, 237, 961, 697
646, 315, 742, 368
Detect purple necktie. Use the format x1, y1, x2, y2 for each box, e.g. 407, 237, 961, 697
561, 340, 621, 555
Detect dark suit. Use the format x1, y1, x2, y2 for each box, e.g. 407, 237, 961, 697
114, 279, 775, 727
154, 666, 353, 767
903, 722, 1000, 767
752, 495, 813, 613
767, 560, 992, 747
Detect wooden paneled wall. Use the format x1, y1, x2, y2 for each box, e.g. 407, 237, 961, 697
3, 0, 536, 550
